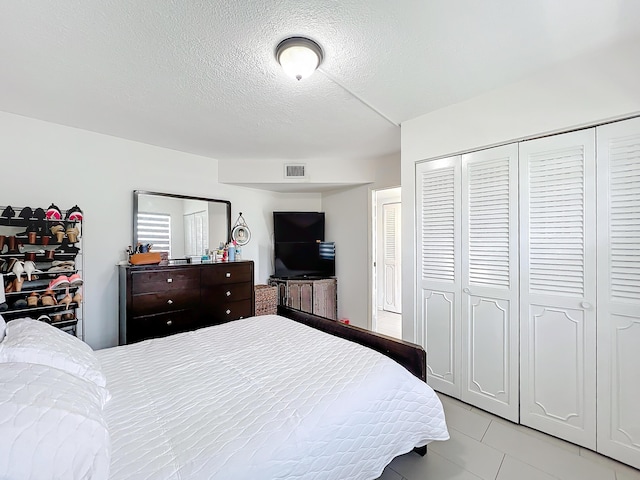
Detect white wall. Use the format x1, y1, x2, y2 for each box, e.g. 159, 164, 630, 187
0, 111, 321, 349
322, 154, 401, 328
400, 35, 640, 343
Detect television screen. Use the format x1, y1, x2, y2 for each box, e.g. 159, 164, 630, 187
274, 242, 335, 279
273, 212, 325, 243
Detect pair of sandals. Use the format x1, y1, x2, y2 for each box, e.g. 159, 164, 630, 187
46, 204, 83, 222
48, 274, 83, 290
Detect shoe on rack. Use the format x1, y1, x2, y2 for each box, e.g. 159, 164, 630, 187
65, 225, 80, 243
48, 275, 70, 290
23, 261, 43, 282
72, 291, 82, 304
12, 298, 28, 309
0, 235, 5, 253
1, 206, 15, 219
41, 290, 57, 306
46, 204, 62, 220
7, 236, 19, 254
37, 314, 53, 324
18, 207, 33, 220
58, 293, 72, 308
65, 205, 83, 222
68, 273, 83, 286
27, 292, 40, 307
33, 207, 46, 220
7, 258, 25, 279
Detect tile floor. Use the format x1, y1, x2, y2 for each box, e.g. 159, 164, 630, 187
378, 393, 640, 480
376, 309, 402, 339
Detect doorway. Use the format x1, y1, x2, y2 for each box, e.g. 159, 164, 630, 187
371, 187, 402, 339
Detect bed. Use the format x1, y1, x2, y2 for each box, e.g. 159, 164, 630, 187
0, 306, 449, 480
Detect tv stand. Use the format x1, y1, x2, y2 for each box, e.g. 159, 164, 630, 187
269, 277, 337, 320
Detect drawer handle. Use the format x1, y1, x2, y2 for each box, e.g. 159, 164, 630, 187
167, 299, 173, 305
226, 291, 231, 297
226, 309, 231, 315
167, 278, 173, 283
225, 272, 231, 278
166, 320, 173, 326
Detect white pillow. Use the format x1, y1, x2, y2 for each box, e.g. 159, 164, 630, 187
0, 362, 111, 480
0, 318, 108, 392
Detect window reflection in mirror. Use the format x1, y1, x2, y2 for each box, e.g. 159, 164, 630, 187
133, 191, 231, 259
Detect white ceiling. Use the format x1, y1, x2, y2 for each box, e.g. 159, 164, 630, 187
1, 1, 639, 165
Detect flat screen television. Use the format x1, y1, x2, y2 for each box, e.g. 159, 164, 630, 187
274, 241, 335, 279
273, 212, 335, 279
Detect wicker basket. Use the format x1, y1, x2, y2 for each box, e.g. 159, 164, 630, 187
255, 284, 278, 316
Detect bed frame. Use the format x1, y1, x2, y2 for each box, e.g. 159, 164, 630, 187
277, 305, 428, 456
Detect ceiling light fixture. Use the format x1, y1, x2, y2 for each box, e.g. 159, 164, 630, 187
276, 37, 323, 81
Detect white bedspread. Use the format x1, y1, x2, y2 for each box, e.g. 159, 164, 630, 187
97, 315, 448, 480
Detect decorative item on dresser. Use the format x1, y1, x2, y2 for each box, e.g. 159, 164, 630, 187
1, 204, 84, 338
119, 261, 255, 344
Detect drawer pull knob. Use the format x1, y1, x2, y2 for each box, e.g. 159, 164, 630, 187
167, 299, 173, 305
167, 278, 173, 283
226, 272, 231, 278
226, 309, 231, 315
226, 291, 231, 296
166, 320, 173, 326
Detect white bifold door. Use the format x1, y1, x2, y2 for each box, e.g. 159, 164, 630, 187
519, 129, 597, 449
416, 145, 519, 420
596, 117, 640, 469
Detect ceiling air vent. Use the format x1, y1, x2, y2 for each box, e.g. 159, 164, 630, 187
284, 163, 307, 179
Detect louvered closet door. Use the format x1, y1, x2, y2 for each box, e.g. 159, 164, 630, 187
461, 145, 519, 422
519, 129, 597, 448
416, 157, 462, 397
596, 117, 640, 469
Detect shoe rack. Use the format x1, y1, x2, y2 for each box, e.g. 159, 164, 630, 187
0, 205, 84, 339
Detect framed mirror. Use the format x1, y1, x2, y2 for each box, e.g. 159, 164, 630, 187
133, 190, 231, 259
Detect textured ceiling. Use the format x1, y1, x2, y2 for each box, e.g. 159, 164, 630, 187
1, 1, 639, 164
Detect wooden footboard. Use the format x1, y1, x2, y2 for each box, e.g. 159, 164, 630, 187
277, 305, 426, 383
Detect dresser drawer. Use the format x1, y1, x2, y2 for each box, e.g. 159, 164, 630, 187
127, 310, 200, 344
204, 299, 254, 324
201, 263, 253, 286
132, 268, 199, 294
131, 289, 200, 316
207, 282, 253, 303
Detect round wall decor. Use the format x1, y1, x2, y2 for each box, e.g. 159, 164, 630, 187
231, 213, 251, 245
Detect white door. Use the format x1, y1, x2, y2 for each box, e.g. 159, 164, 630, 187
519, 129, 597, 448
416, 157, 462, 397
383, 202, 402, 313
461, 144, 520, 422
596, 117, 640, 469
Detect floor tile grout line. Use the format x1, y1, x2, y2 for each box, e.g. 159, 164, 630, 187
480, 418, 492, 443
493, 453, 506, 480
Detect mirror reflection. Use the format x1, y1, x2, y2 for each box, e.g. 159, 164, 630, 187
133, 191, 231, 259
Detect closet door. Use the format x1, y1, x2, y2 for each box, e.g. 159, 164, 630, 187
596, 117, 640, 469
461, 145, 519, 422
416, 157, 462, 397
519, 129, 597, 448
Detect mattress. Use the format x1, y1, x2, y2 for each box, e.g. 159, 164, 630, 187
96, 315, 449, 480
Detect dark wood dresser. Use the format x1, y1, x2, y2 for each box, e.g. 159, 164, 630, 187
119, 261, 254, 344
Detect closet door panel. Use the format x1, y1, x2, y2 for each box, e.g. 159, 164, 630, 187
520, 129, 597, 448
597, 117, 640, 469
461, 145, 519, 421
416, 157, 462, 397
